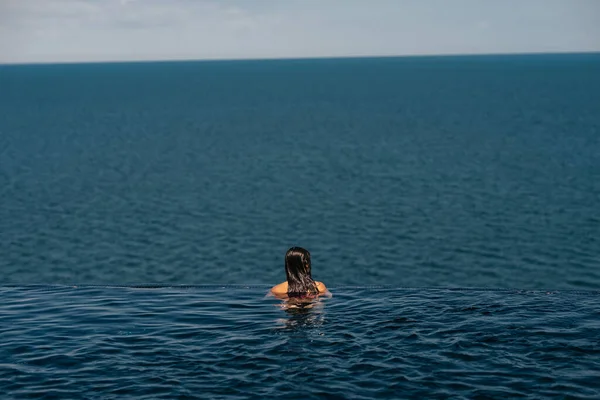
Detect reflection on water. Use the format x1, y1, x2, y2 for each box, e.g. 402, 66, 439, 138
275, 297, 328, 331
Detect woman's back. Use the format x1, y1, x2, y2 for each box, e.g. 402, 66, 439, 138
270, 280, 327, 298
269, 247, 329, 298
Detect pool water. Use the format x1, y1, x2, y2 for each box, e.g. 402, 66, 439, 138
1, 286, 599, 399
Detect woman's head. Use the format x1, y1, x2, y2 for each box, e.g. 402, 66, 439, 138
285, 247, 318, 297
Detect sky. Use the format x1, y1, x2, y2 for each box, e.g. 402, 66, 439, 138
1, 0, 599, 64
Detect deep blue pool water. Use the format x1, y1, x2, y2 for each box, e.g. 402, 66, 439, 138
1, 286, 599, 399
1, 53, 599, 288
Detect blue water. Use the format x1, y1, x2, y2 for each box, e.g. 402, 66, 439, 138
1, 54, 600, 398
1, 286, 600, 399
1, 53, 599, 288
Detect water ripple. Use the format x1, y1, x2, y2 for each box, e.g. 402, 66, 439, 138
1, 286, 599, 398
1, 56, 600, 289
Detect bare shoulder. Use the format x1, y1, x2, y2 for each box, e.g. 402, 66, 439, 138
316, 281, 328, 293
270, 281, 288, 294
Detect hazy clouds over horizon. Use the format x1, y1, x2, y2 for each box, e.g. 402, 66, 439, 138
1, 0, 599, 64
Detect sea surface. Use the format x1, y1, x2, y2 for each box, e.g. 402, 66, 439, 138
1, 54, 600, 398
1, 53, 599, 288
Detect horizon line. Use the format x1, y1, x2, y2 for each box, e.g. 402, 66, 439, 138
1, 50, 599, 67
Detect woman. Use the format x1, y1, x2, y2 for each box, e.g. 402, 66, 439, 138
270, 247, 328, 298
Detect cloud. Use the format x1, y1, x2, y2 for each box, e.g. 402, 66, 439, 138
0, 0, 599, 63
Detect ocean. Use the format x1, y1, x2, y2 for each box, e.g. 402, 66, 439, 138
1, 53, 599, 398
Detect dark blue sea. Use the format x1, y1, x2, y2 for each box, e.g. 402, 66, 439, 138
1, 54, 600, 398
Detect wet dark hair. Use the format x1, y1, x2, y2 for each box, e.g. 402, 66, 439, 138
285, 247, 319, 298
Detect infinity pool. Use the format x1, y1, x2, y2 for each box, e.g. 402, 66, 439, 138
1, 286, 599, 398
